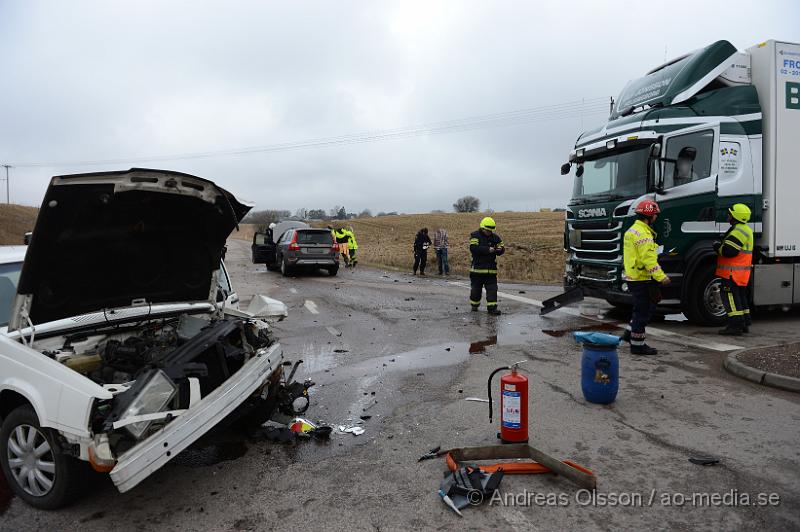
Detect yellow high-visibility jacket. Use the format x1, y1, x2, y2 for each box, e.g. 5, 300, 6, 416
345, 229, 358, 250
623, 219, 666, 282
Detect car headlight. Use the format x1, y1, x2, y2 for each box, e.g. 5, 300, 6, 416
116, 369, 176, 439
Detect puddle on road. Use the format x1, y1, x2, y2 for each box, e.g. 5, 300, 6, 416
0, 467, 12, 515
171, 441, 248, 468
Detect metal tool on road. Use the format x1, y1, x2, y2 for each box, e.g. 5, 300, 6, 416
444, 444, 597, 489
540, 286, 584, 315
418, 445, 443, 462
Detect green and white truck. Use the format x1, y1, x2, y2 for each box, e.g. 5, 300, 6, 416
551, 39, 800, 324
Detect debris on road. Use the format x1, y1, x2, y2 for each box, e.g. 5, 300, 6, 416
445, 444, 596, 489
689, 457, 720, 466
464, 397, 490, 403
338, 425, 365, 436
418, 445, 443, 462
439, 465, 504, 513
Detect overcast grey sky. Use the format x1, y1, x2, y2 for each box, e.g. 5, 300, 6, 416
0, 1, 796, 214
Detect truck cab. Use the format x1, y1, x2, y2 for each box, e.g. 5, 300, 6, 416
559, 39, 799, 324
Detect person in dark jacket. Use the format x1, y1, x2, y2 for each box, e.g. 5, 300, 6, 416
413, 228, 432, 275
469, 217, 504, 315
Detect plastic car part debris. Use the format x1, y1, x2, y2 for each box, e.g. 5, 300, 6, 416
439, 466, 504, 511
438, 489, 463, 517
289, 418, 317, 433
338, 425, 365, 436
689, 457, 720, 466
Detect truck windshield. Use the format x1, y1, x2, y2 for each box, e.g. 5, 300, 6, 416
571, 146, 649, 202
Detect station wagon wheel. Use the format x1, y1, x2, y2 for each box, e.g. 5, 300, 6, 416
7, 424, 56, 496
0, 405, 84, 509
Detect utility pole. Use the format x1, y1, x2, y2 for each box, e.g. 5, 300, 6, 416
1, 165, 11, 204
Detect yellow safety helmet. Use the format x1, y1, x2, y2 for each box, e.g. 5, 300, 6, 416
728, 203, 751, 223
480, 217, 496, 231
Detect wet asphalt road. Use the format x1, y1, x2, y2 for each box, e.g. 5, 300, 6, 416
2, 238, 799, 531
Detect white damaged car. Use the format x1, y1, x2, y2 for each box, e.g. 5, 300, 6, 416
0, 169, 307, 509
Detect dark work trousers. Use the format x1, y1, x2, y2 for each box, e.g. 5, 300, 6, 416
721, 278, 749, 329
470, 272, 498, 308
628, 281, 656, 346
413, 250, 427, 274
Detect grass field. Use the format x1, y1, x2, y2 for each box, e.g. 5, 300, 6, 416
233, 212, 566, 284
0, 204, 38, 245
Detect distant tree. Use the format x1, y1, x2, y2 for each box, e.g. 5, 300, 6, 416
337, 207, 347, 220
242, 209, 291, 225
453, 196, 481, 213
358, 209, 372, 218
295, 207, 308, 220
484, 208, 495, 214
307, 208, 327, 220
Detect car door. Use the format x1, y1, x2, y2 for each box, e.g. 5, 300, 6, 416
218, 260, 239, 310
251, 231, 276, 265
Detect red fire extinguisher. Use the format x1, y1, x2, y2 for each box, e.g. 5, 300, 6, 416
488, 361, 528, 444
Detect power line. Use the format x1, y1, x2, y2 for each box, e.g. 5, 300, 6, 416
10, 96, 612, 168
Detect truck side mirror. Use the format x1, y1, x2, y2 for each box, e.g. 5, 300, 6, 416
649, 143, 661, 158
560, 163, 571, 175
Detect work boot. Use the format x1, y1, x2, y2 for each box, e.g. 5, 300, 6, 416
471, 305, 479, 312
487, 307, 502, 316
621, 329, 631, 343
631, 344, 658, 355
718, 326, 743, 336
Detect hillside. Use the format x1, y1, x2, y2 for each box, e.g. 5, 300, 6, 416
0, 204, 38, 245
232, 211, 567, 284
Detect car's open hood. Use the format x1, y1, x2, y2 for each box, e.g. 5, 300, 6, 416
10, 168, 251, 329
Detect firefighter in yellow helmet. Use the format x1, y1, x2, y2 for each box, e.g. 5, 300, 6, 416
714, 203, 754, 335
469, 217, 505, 315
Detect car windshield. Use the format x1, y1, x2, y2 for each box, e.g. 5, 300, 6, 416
0, 262, 22, 327
571, 146, 649, 202
296, 231, 333, 245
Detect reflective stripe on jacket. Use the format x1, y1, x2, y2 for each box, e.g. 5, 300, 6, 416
623, 219, 666, 282
469, 229, 504, 274
716, 223, 754, 286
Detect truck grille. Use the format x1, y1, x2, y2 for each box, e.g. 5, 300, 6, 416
569, 221, 623, 263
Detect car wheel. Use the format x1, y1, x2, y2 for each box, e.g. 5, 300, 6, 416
683, 262, 726, 326
0, 405, 84, 509
328, 266, 338, 277
280, 257, 292, 277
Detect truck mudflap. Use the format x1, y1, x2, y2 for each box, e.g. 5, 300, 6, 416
540, 287, 585, 315
109, 343, 284, 493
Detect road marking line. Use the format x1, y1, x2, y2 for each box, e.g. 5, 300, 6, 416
290, 288, 298, 294
326, 326, 342, 337
304, 300, 319, 314
450, 281, 741, 352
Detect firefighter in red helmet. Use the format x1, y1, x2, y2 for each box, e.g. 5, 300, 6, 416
622, 200, 671, 355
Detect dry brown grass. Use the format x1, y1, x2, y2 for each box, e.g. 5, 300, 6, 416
232, 212, 566, 284
0, 204, 38, 245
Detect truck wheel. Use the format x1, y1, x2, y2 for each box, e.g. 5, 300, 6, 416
684, 263, 726, 326
0, 405, 84, 509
